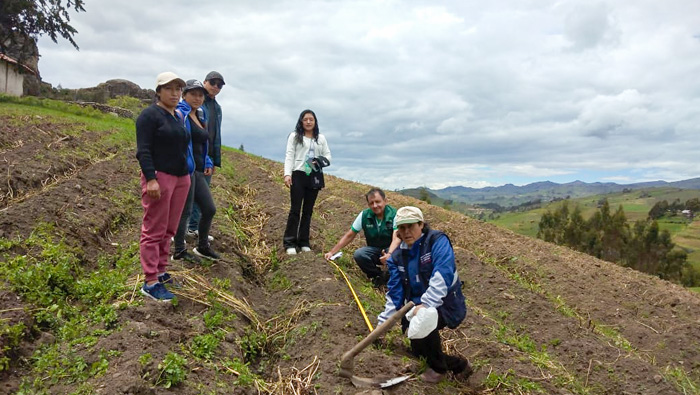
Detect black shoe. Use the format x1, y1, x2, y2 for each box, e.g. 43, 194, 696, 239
171, 249, 202, 264
372, 271, 390, 287
193, 246, 221, 261
452, 359, 473, 381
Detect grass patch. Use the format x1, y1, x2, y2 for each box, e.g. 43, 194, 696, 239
0, 221, 140, 393
662, 365, 699, 395
483, 368, 545, 393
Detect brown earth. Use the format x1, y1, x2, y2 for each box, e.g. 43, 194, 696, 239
0, 102, 699, 394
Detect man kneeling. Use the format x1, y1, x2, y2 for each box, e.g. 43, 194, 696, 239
324, 188, 399, 286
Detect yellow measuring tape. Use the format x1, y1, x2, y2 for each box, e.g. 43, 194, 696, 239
327, 258, 374, 332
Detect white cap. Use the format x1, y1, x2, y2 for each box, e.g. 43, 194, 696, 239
155, 72, 185, 89
395, 206, 424, 226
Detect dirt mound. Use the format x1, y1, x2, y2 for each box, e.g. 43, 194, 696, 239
1, 100, 698, 394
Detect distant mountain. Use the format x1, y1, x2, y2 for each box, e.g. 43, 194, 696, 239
400, 178, 700, 208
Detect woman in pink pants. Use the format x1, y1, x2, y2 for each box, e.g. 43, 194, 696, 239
135, 72, 192, 301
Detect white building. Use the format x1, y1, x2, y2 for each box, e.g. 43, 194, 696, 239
1, 53, 36, 96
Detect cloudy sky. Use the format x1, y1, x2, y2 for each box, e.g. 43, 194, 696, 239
37, 0, 700, 190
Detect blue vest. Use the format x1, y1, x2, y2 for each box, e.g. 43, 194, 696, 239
390, 229, 467, 329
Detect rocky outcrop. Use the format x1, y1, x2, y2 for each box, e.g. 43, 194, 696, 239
40, 79, 155, 106
95, 79, 154, 100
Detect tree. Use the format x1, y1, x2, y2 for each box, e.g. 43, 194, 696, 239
0, 0, 85, 65
685, 198, 700, 212
418, 187, 431, 204
648, 200, 669, 220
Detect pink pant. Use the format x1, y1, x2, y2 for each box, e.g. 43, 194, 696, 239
139, 172, 191, 283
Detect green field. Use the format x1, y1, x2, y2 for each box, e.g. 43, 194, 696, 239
490, 187, 700, 272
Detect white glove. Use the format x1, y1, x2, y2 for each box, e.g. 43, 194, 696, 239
407, 307, 438, 339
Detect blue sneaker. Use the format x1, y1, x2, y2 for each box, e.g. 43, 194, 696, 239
140, 282, 174, 302
157, 273, 181, 289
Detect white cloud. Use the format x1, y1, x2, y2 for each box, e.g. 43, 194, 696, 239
35, 0, 700, 190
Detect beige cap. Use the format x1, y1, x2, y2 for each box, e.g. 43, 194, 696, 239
395, 206, 424, 226
155, 72, 185, 89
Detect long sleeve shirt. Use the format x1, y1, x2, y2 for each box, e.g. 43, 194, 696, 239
136, 104, 191, 180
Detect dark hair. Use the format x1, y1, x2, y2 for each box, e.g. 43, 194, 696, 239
365, 188, 386, 202
421, 222, 431, 234
153, 86, 161, 104
294, 109, 319, 145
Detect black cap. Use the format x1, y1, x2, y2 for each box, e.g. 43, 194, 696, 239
205, 71, 225, 84
183, 79, 207, 94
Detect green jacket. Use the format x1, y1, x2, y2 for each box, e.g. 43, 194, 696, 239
361, 205, 397, 248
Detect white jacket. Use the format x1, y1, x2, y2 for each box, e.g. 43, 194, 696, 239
284, 133, 332, 176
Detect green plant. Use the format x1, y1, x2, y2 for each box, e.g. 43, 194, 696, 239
89, 305, 118, 329
138, 353, 152, 366
202, 304, 237, 331
156, 352, 188, 388
189, 332, 223, 361
663, 365, 699, 394
238, 328, 269, 361
269, 271, 292, 291
483, 369, 544, 393
90, 350, 111, 378
222, 357, 261, 386
212, 277, 231, 290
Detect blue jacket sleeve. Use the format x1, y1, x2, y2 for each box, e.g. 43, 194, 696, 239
420, 235, 456, 308
175, 110, 195, 175
377, 254, 404, 325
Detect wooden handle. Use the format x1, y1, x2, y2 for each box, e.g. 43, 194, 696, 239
339, 301, 415, 378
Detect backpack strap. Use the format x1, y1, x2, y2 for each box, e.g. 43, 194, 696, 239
400, 248, 411, 303
416, 230, 440, 288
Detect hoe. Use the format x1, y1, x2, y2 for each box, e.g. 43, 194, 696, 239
339, 301, 415, 388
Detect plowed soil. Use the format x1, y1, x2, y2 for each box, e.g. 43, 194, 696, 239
1, 101, 699, 394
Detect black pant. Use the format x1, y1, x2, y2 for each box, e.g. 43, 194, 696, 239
402, 314, 467, 374
353, 246, 384, 278
283, 171, 320, 248
174, 171, 216, 251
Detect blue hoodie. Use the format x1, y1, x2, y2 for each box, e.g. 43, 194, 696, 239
175, 100, 214, 173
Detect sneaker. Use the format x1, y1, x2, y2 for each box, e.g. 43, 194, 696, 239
300, 246, 312, 253
158, 272, 182, 289
171, 249, 201, 264
158, 272, 173, 284
185, 229, 197, 239
286, 247, 297, 255
420, 368, 445, 383
193, 246, 221, 261
192, 229, 214, 242
140, 282, 174, 302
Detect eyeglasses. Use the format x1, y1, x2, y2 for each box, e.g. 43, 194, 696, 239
208, 79, 224, 88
